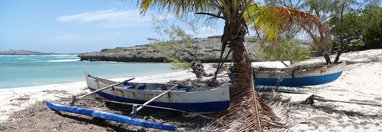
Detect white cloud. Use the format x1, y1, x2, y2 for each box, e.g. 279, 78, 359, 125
57, 9, 153, 28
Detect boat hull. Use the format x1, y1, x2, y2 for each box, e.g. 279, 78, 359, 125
46, 102, 176, 131
256, 71, 342, 86
86, 75, 230, 112
230, 62, 346, 86
254, 62, 345, 86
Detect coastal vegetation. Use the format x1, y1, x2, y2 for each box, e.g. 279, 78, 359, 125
258, 39, 310, 62
330, 4, 382, 62
264, 0, 382, 63
148, 16, 198, 70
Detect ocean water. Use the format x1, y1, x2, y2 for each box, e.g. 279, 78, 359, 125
0, 55, 174, 88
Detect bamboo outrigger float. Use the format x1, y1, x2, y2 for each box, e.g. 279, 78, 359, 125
46, 102, 177, 131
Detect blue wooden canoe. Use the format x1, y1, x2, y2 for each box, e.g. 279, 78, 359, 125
230, 62, 346, 87
46, 102, 176, 131
254, 62, 346, 86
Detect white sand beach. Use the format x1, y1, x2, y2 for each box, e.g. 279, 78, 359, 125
278, 49, 382, 131
0, 49, 381, 131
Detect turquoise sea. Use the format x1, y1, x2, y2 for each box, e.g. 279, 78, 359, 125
0, 55, 174, 88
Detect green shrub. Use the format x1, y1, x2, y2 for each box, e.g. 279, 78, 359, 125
165, 57, 190, 69
258, 39, 310, 61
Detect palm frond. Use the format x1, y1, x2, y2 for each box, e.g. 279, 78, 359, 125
248, 6, 327, 43
139, 0, 219, 15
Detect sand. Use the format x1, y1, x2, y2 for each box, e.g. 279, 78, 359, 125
0, 49, 381, 131
279, 49, 382, 131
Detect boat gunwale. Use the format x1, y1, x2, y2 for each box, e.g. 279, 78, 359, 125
254, 62, 346, 73
86, 74, 230, 93
254, 62, 346, 78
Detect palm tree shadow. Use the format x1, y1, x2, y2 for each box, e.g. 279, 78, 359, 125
286, 100, 382, 120
262, 92, 382, 120
54, 111, 135, 132
309, 104, 382, 119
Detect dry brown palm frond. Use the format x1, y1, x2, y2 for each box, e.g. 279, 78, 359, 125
211, 43, 283, 131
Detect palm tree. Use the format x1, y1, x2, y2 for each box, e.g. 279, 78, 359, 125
138, 1, 324, 131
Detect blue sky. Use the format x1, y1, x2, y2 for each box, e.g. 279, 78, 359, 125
0, 0, 224, 53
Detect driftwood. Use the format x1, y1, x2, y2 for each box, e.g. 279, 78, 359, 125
304, 94, 382, 107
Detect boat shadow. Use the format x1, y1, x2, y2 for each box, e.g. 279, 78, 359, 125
54, 110, 136, 132
103, 101, 214, 129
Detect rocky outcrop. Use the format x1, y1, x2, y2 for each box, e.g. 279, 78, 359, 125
78, 37, 262, 63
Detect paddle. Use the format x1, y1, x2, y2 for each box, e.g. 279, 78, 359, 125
70, 77, 135, 105
131, 85, 178, 115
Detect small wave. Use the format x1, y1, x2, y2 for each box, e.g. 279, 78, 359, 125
16, 58, 26, 60
47, 59, 80, 62
49, 54, 77, 57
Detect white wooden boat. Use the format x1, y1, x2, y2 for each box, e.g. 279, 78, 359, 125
85, 74, 230, 112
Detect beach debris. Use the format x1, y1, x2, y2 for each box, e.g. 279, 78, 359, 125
212, 67, 283, 131
190, 60, 209, 78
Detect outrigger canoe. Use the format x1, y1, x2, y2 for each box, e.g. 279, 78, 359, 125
85, 74, 230, 112
253, 62, 346, 86
229, 62, 346, 86
46, 102, 176, 131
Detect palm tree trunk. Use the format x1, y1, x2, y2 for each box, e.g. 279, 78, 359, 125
214, 19, 279, 131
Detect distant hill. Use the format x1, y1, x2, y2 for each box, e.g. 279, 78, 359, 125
78, 36, 312, 63
0, 50, 55, 55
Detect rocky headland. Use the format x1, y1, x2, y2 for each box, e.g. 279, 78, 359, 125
78, 36, 264, 63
